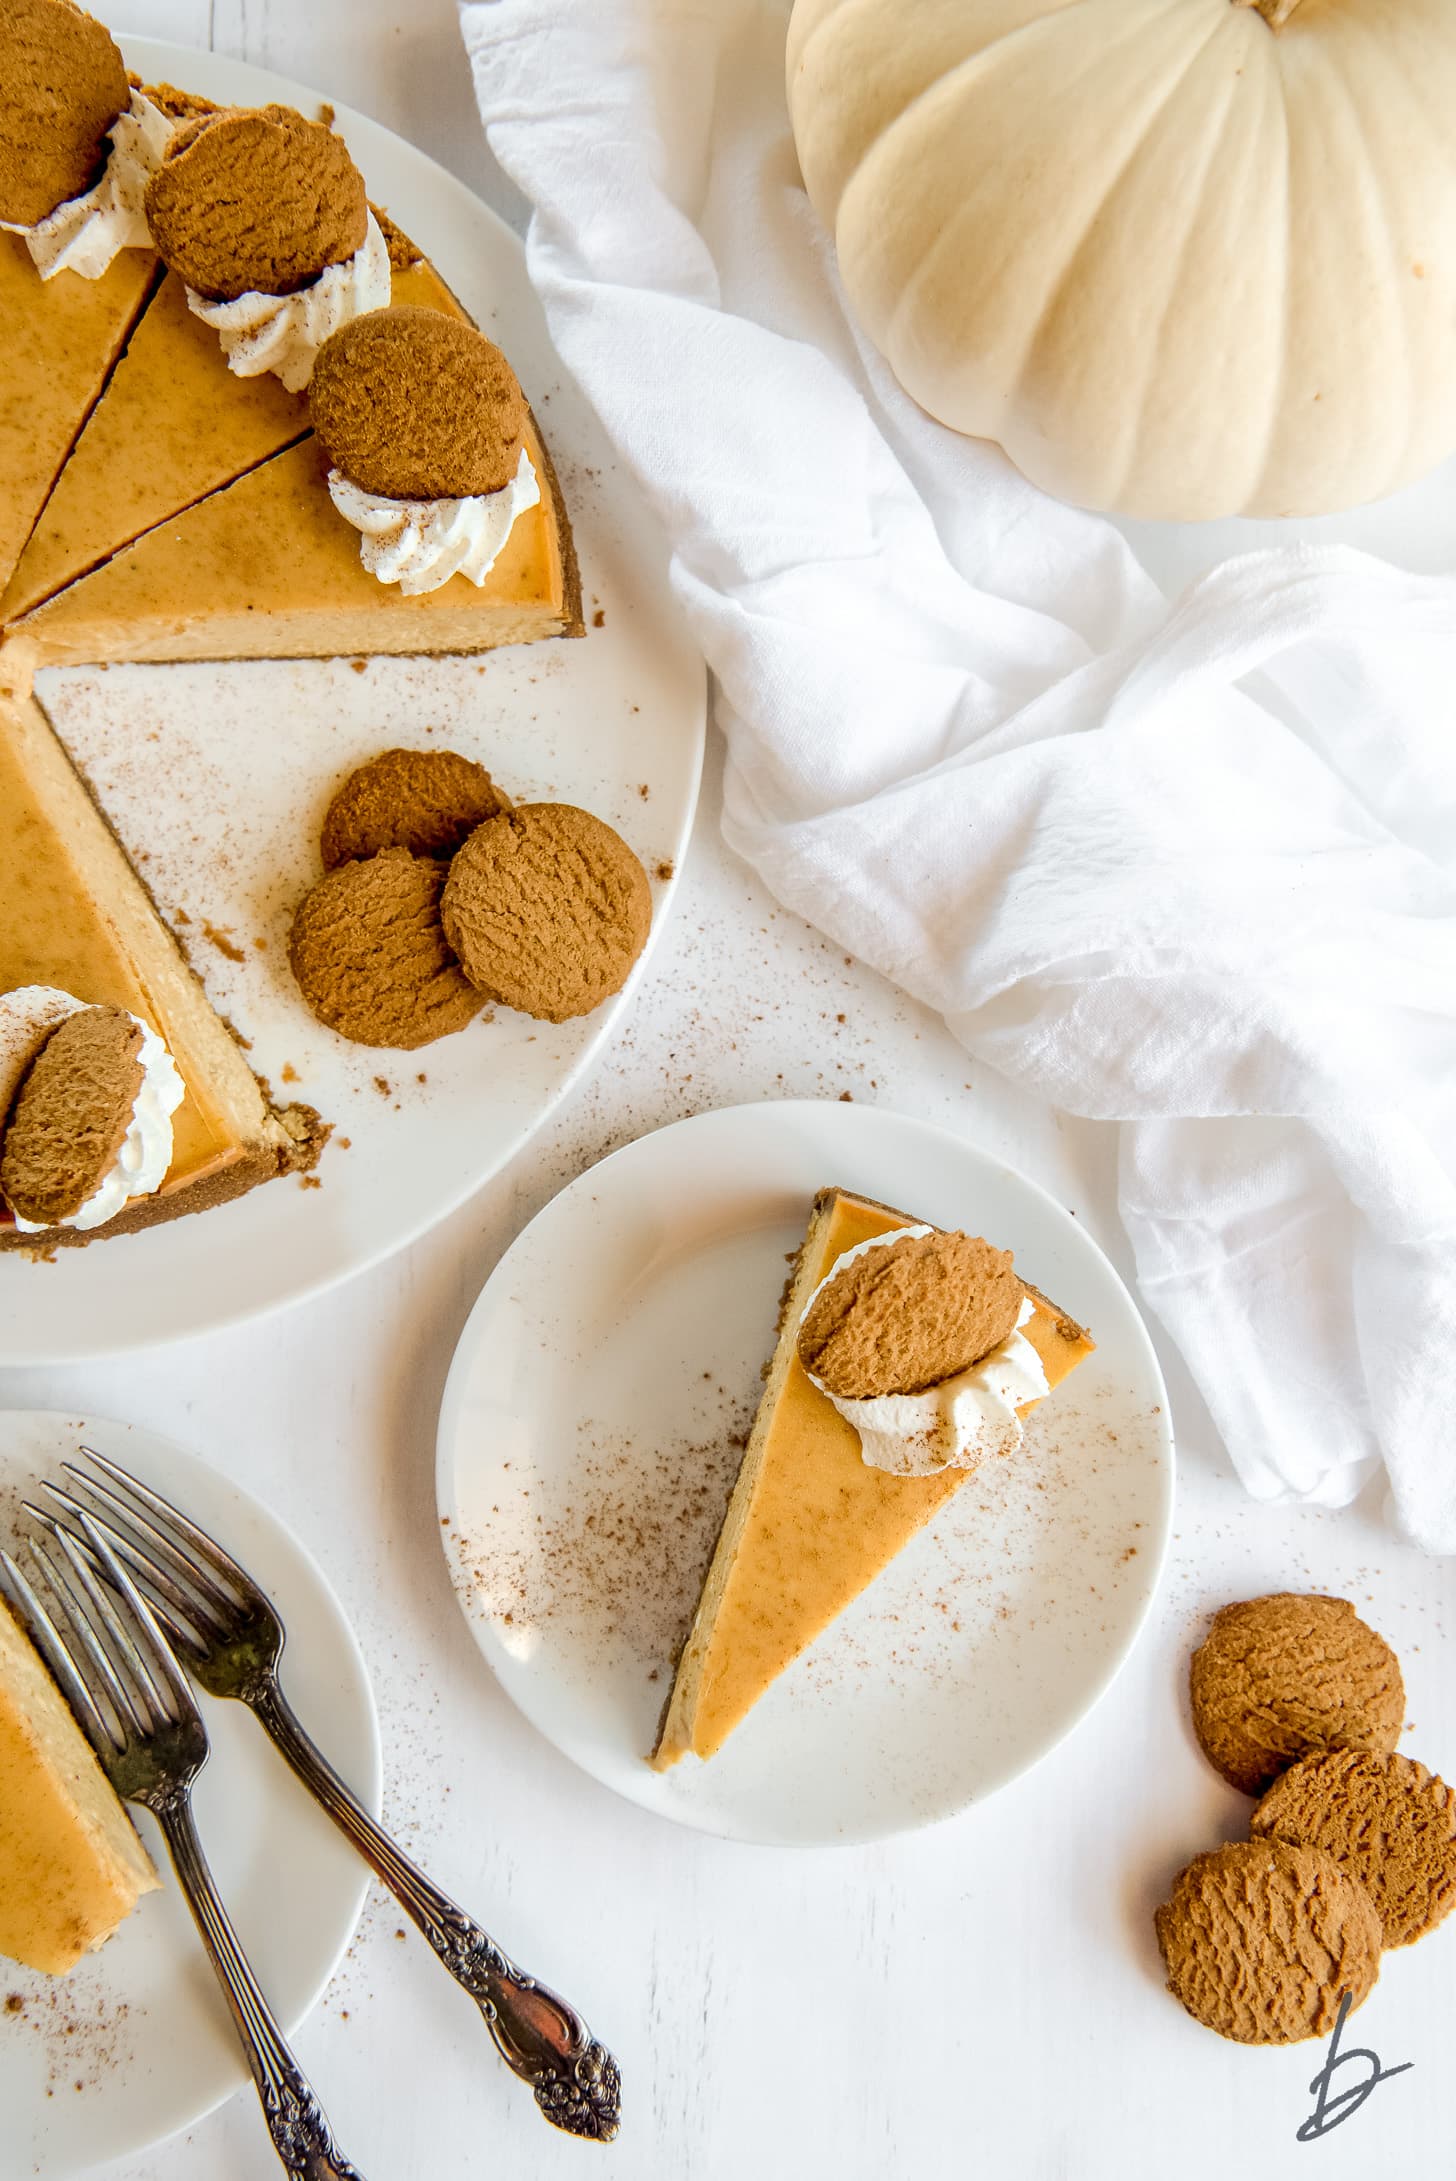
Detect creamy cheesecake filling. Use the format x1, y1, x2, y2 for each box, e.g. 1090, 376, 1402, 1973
327, 447, 540, 595
186, 209, 391, 392
0, 1598, 159, 1975
0, 92, 172, 281
0, 709, 253, 1217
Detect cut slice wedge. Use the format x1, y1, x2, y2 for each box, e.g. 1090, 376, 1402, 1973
5, 413, 581, 677
0, 1594, 159, 1975
651, 1186, 1095, 1768
1, 248, 470, 622
0, 237, 155, 596
0, 690, 323, 1248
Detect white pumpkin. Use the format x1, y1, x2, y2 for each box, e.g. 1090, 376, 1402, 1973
786, 0, 1456, 519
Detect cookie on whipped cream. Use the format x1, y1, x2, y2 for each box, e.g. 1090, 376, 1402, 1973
310, 308, 541, 594
796, 1226, 1050, 1476
0, 0, 173, 280
799, 1228, 1022, 1398
0, 0, 129, 227
0, 999, 184, 1233
144, 104, 389, 389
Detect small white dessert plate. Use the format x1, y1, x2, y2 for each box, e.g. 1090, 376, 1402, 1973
437, 1100, 1174, 1846
0, 37, 705, 1364
0, 1411, 379, 2177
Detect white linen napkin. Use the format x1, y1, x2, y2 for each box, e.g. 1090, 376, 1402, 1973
459, 0, 1456, 1550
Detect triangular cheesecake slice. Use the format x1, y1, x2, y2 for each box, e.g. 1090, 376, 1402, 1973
5, 412, 581, 678
0, 235, 154, 595
0, 1593, 159, 1974
2, 239, 470, 622
651, 1186, 1095, 1768
0, 690, 322, 1248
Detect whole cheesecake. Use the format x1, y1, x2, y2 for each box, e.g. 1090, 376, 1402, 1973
0, 34, 582, 1249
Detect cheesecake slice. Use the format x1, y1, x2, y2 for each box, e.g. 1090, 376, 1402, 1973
651, 1187, 1095, 1768
1, 232, 469, 622
6, 405, 580, 678
0, 1595, 159, 1974
0, 690, 323, 1249
0, 235, 155, 596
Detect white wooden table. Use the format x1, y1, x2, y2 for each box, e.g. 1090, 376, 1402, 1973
7, 6, 1453, 2174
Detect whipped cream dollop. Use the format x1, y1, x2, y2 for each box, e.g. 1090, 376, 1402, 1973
186, 209, 390, 392
0, 986, 84, 1122
0, 992, 185, 1234
327, 446, 540, 596
0, 91, 173, 281
801, 1226, 1051, 1477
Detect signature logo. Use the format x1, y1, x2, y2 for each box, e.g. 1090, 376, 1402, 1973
1297, 1992, 1411, 2142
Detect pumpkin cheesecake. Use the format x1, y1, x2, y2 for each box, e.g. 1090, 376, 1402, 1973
0, 21, 583, 1248
0, 690, 323, 1249
5, 413, 576, 675
0, 1592, 159, 1974
0, 235, 153, 597
0, 0, 163, 597
651, 1187, 1094, 1768
0, 6, 183, 593
1, 106, 468, 622
2, 234, 476, 622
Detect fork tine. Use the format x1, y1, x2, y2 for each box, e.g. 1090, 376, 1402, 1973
60, 1464, 240, 1621
0, 1548, 118, 1756
32, 1500, 212, 1666
51, 1525, 174, 1727
24, 1531, 152, 1740
76, 1447, 253, 1600
38, 1488, 219, 1652
75, 1512, 199, 1726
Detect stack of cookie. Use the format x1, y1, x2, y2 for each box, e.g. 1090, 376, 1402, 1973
289, 748, 651, 1048
1155, 1593, 1456, 2045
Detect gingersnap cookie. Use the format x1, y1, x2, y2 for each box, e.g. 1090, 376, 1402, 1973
1190, 1594, 1404, 1796
144, 103, 367, 298
320, 749, 510, 869
1253, 1749, 1456, 1949
0, 0, 130, 226
309, 308, 528, 500
134, 80, 221, 125
797, 1230, 1022, 1399
1154, 1838, 1382, 2046
440, 804, 651, 1024
288, 849, 481, 1050
0, 1005, 142, 1228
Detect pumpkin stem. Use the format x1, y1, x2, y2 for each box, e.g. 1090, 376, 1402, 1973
1232, 0, 1302, 24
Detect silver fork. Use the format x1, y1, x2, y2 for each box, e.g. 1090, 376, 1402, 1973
40, 1446, 621, 2145
0, 1514, 364, 2181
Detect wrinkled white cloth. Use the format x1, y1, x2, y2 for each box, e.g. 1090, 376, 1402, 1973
460, 0, 1456, 1549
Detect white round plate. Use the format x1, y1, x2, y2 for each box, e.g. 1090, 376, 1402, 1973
0, 37, 705, 1364
0, 1411, 379, 2176
437, 1100, 1174, 1846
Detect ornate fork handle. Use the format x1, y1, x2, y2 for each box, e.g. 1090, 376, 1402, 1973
250, 1680, 621, 2143
155, 1794, 365, 2181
